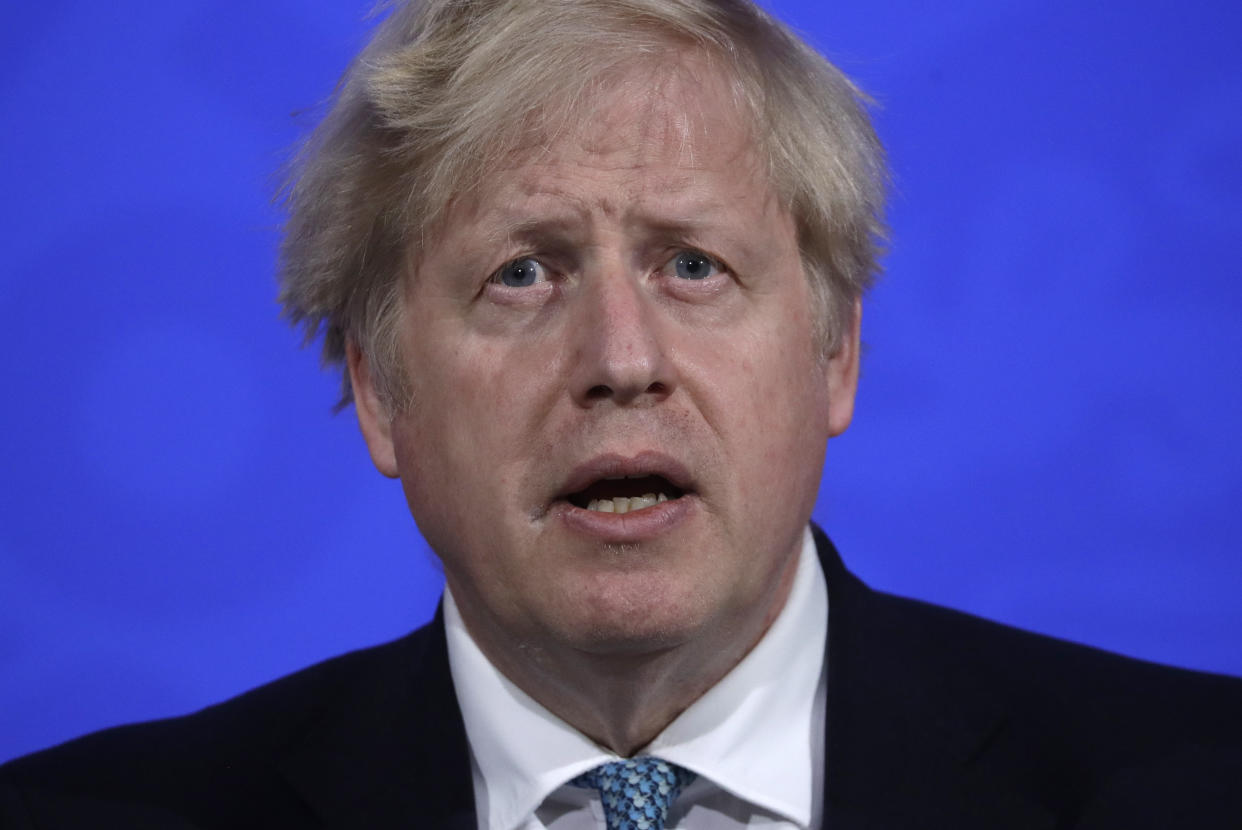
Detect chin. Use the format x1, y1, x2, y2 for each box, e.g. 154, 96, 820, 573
567, 622, 699, 659
552, 574, 722, 656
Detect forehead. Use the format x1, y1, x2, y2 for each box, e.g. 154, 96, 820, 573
447, 57, 775, 246
563, 53, 753, 165
446, 53, 774, 230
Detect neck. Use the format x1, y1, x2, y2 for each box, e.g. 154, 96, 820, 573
454, 552, 799, 756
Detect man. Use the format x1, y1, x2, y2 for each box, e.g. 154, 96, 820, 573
3, 0, 1240, 828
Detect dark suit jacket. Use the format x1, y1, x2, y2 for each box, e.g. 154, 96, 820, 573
3, 528, 1241, 828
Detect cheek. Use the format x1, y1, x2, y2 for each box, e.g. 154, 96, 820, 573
704, 313, 829, 501
404, 335, 554, 489
387, 352, 522, 571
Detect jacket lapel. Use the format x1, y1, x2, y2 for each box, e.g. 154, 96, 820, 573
277, 608, 477, 829
813, 526, 1055, 830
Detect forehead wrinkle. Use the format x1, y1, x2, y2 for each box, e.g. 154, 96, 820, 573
471, 143, 775, 255
475, 168, 635, 245
459, 57, 774, 255
484, 216, 585, 251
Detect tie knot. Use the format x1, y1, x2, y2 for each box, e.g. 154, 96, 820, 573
571, 757, 696, 830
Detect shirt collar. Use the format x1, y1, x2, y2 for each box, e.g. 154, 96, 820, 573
444, 525, 828, 830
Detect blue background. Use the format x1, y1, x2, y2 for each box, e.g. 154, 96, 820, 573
2, 0, 1239, 762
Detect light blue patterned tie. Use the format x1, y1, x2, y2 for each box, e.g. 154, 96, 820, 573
571, 756, 697, 830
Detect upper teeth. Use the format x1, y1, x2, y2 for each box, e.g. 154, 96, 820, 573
586, 492, 670, 514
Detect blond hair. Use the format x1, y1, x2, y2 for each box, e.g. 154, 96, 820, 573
278, 0, 887, 409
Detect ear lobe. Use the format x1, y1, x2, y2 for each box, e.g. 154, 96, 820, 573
346, 340, 400, 478
825, 298, 862, 438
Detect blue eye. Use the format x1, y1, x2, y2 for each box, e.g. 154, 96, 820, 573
493, 257, 546, 287
668, 250, 721, 280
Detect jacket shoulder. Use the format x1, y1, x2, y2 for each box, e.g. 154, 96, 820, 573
867, 587, 1242, 821
816, 526, 1242, 826
867, 586, 1242, 738
813, 522, 1242, 750
0, 622, 447, 829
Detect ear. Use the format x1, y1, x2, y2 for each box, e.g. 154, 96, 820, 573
825, 298, 862, 438
346, 340, 400, 478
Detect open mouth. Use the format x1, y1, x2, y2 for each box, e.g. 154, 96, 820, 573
565, 474, 686, 515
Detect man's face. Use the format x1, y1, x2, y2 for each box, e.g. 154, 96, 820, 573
352, 58, 859, 666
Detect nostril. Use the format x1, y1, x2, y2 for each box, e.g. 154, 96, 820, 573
586, 384, 612, 399
646, 382, 667, 395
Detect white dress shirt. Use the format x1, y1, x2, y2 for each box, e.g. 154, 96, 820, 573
443, 525, 829, 830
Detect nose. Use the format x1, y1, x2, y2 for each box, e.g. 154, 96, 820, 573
569, 264, 675, 408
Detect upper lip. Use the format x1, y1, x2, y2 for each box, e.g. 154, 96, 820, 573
556, 451, 695, 501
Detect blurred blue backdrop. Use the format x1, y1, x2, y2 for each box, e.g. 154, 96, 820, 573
1, 0, 1239, 761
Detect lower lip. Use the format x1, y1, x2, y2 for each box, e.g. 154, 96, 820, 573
550, 495, 695, 543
